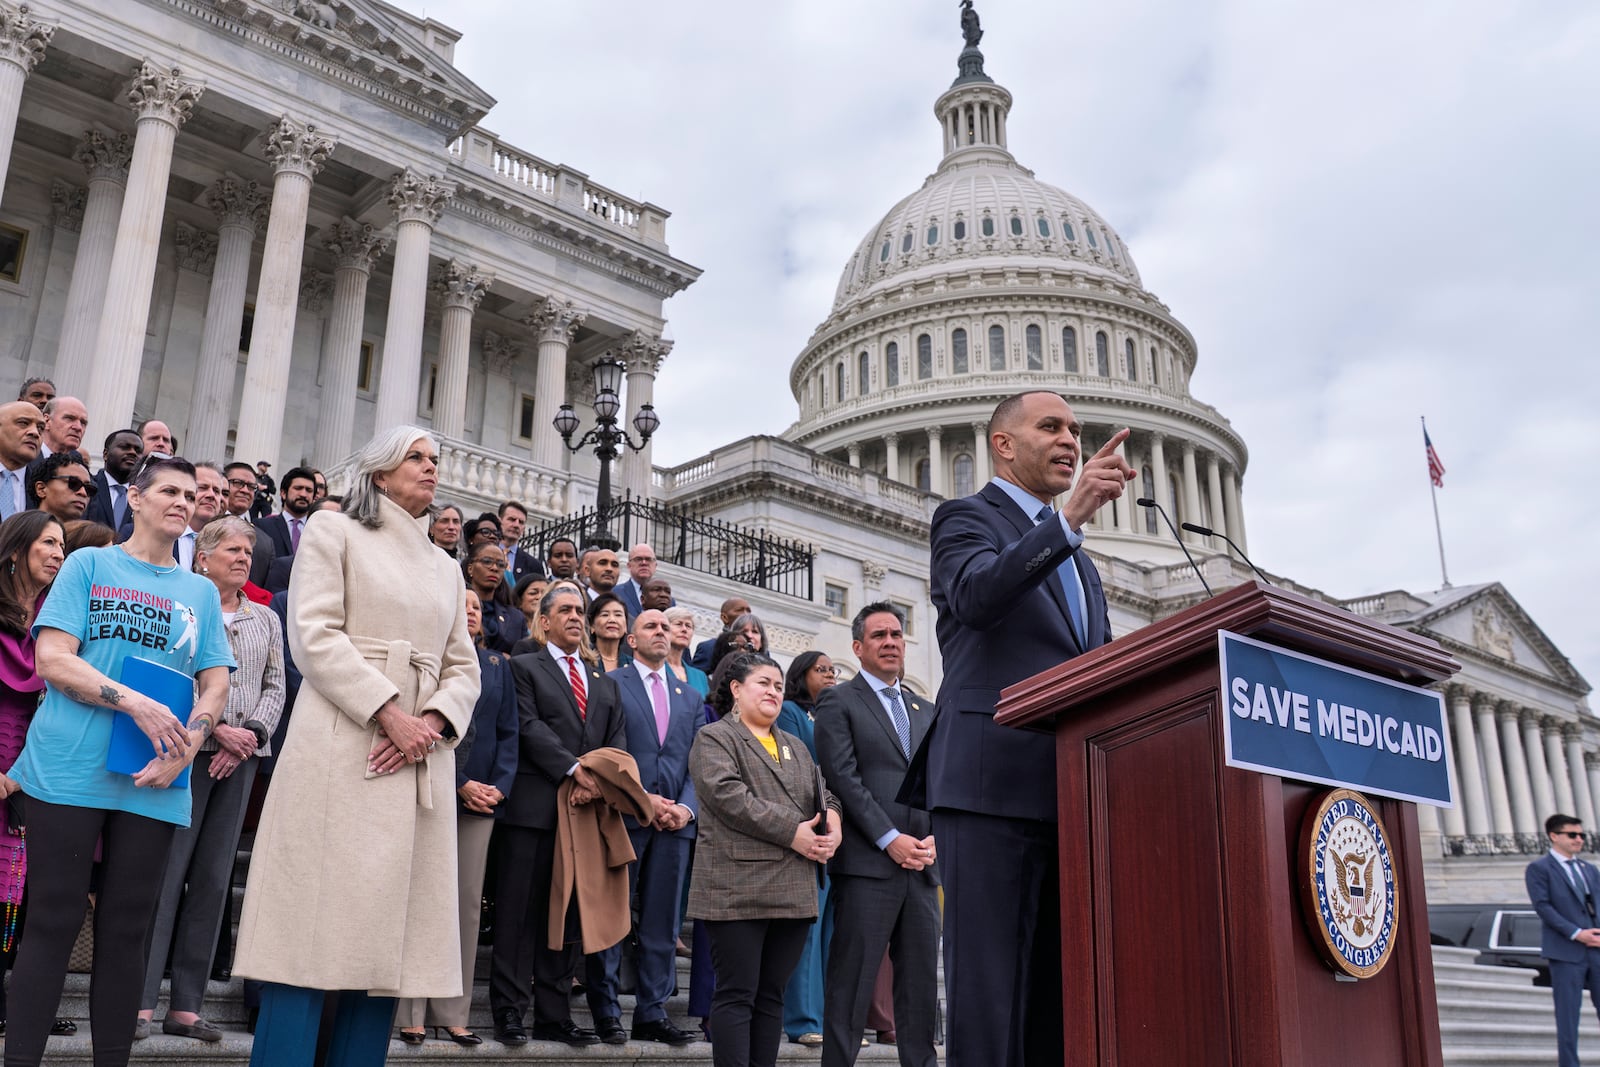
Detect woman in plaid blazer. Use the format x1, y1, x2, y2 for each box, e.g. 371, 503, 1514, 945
687, 652, 842, 1067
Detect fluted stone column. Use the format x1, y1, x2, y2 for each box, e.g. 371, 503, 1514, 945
184, 175, 264, 463
85, 64, 203, 433
1440, 756, 1466, 838
1450, 689, 1491, 836
1498, 705, 1539, 834
1180, 441, 1202, 543
1588, 756, 1600, 839
1566, 725, 1596, 831
885, 432, 900, 483
1206, 453, 1227, 550
527, 298, 586, 470
373, 169, 454, 433
1111, 436, 1133, 531
1545, 718, 1577, 817
1150, 433, 1171, 530
54, 130, 132, 395
1473, 693, 1514, 838
1222, 466, 1245, 552
0, 5, 52, 203
971, 422, 990, 485
1524, 710, 1558, 819
927, 426, 945, 497
314, 219, 387, 467
428, 259, 492, 440
231, 117, 334, 467
620, 334, 669, 497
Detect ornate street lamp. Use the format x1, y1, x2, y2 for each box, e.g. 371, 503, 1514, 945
553, 356, 658, 548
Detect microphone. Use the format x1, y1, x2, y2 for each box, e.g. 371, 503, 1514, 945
1136, 498, 1213, 598
1181, 522, 1274, 587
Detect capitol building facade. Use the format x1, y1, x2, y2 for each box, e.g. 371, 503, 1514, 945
0, 0, 1587, 900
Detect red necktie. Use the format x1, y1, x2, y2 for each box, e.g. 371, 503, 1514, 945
566, 655, 587, 719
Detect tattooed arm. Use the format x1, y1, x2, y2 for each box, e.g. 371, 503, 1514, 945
34, 628, 191, 761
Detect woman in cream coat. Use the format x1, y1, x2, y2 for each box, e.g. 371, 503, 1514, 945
234, 426, 480, 1067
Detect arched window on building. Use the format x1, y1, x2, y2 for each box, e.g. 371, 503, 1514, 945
953, 453, 975, 497
1061, 218, 1077, 242
1125, 337, 1138, 381
926, 222, 939, 246
953, 218, 967, 241
858, 351, 870, 395
821, 372, 828, 407
1142, 465, 1157, 533
837, 362, 847, 400
1087, 227, 1099, 250
915, 457, 931, 492
952, 328, 969, 373
981, 214, 995, 237
1062, 325, 1078, 372
1025, 324, 1043, 370
1095, 331, 1110, 376
1150, 345, 1160, 387
988, 325, 1006, 370
1036, 216, 1051, 238
880, 238, 892, 262
901, 230, 914, 254
917, 333, 933, 379
1009, 214, 1024, 237
885, 342, 900, 387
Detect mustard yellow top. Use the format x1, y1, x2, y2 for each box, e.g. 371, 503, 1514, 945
757, 732, 780, 763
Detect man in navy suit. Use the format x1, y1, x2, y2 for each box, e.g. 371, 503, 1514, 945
82, 428, 142, 530
499, 500, 546, 588
586, 609, 699, 1047
922, 390, 1134, 1067
1528, 812, 1600, 1067
491, 586, 625, 1049
256, 466, 317, 559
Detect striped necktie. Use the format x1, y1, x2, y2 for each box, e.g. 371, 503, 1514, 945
566, 654, 587, 719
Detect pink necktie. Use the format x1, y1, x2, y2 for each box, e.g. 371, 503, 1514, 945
290, 518, 302, 553
649, 671, 670, 745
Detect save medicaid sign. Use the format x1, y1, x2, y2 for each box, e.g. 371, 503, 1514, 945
1219, 630, 1454, 808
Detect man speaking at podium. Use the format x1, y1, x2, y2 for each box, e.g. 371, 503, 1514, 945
923, 391, 1133, 1067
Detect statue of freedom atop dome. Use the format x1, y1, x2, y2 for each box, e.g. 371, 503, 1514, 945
960, 1, 983, 48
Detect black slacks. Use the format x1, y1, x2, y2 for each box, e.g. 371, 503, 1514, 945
705, 917, 810, 1067
488, 823, 579, 1024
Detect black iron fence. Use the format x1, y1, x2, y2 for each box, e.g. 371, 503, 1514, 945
521, 492, 815, 601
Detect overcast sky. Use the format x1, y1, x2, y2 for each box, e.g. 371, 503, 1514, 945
417, 1, 1600, 692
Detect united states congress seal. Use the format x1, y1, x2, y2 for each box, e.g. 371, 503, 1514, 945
1299, 788, 1399, 979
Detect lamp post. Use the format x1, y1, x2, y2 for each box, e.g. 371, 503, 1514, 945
553, 356, 659, 548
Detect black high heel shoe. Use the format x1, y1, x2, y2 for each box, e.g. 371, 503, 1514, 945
398, 1028, 427, 1046
437, 1026, 483, 1046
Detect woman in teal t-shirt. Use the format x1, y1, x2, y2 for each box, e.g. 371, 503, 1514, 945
3, 456, 233, 1067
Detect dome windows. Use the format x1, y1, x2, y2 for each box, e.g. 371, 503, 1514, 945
1062, 325, 1078, 372
1026, 325, 1043, 370
880, 238, 892, 263
1095, 331, 1110, 376
1125, 338, 1137, 381
859, 351, 870, 395
926, 222, 939, 246
988, 325, 1006, 370
837, 362, 847, 400
917, 334, 934, 379
1036, 216, 1050, 238
952, 328, 969, 374
1150, 345, 1160, 387
1086, 227, 1099, 250
981, 213, 995, 238
901, 230, 914, 255
885, 341, 900, 387
953, 218, 967, 241
1008, 213, 1024, 237
1061, 218, 1076, 242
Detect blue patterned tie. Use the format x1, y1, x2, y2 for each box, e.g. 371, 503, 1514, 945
1037, 506, 1086, 642
0, 470, 14, 520
883, 686, 911, 760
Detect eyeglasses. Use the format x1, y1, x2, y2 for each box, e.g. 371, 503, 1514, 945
1557, 830, 1587, 839
46, 475, 98, 497
811, 664, 837, 676
226, 478, 255, 489
470, 557, 505, 569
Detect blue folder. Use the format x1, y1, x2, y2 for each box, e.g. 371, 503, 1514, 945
107, 657, 195, 788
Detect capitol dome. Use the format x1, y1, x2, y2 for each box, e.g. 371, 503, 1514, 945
785, 30, 1252, 566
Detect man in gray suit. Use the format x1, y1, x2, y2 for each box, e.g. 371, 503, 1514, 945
815, 602, 939, 1067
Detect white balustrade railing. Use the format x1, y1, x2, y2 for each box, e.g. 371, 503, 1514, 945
434, 439, 570, 517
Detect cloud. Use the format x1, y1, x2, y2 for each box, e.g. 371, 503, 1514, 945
429, 1, 1600, 691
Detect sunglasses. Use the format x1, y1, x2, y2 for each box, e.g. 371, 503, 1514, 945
1557, 831, 1587, 839
46, 475, 98, 497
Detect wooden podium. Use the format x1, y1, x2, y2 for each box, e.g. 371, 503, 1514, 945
995, 581, 1458, 1067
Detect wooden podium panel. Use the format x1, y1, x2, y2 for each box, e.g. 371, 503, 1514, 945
999, 582, 1455, 1067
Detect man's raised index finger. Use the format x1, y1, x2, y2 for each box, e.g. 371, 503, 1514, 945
1092, 428, 1131, 459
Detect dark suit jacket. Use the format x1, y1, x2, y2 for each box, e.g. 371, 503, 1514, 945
82, 470, 125, 530
608, 663, 700, 838
918, 480, 1112, 822
262, 553, 294, 595
815, 674, 936, 883
502, 646, 624, 831
256, 513, 299, 559
457, 648, 520, 819
613, 579, 642, 619
690, 637, 718, 675
1528, 852, 1600, 964
503, 544, 546, 588
480, 601, 525, 655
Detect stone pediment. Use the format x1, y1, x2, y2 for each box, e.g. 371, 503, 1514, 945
1406, 584, 1588, 695
204, 0, 495, 135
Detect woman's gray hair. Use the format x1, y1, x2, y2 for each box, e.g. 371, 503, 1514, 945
194, 514, 256, 565
663, 605, 695, 628
341, 424, 438, 530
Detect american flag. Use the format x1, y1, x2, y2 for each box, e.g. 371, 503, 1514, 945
1424, 427, 1446, 488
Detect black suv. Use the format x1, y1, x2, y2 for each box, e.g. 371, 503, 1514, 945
1428, 903, 1549, 985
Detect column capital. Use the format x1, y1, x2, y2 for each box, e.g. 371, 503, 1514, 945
526, 296, 586, 345
205, 172, 268, 231
122, 61, 203, 128
1472, 690, 1499, 713
1542, 714, 1567, 734
1562, 722, 1586, 743
299, 270, 332, 313
263, 115, 336, 179
885, 431, 900, 446
1181, 439, 1196, 457
482, 330, 521, 377
614, 329, 672, 374
173, 220, 217, 275
324, 215, 387, 273
388, 167, 454, 226
430, 258, 493, 311
1521, 707, 1543, 730
927, 425, 945, 441
50, 178, 84, 232
73, 128, 133, 183
1587, 752, 1600, 771
0, 5, 54, 75
1497, 703, 1522, 725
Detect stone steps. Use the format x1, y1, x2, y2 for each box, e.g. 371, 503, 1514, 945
1435, 945, 1600, 1066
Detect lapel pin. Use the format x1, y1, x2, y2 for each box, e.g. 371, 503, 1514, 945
781, 745, 792, 761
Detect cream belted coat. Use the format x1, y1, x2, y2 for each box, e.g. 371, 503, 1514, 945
233, 497, 480, 997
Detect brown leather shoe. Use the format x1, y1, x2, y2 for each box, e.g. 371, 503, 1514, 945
877, 1029, 897, 1044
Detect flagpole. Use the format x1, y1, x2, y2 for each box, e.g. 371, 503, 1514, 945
1423, 416, 1450, 589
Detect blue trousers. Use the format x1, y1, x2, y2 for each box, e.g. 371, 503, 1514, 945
589, 830, 692, 1024
248, 984, 395, 1067
1550, 951, 1600, 1067
783, 875, 831, 1037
